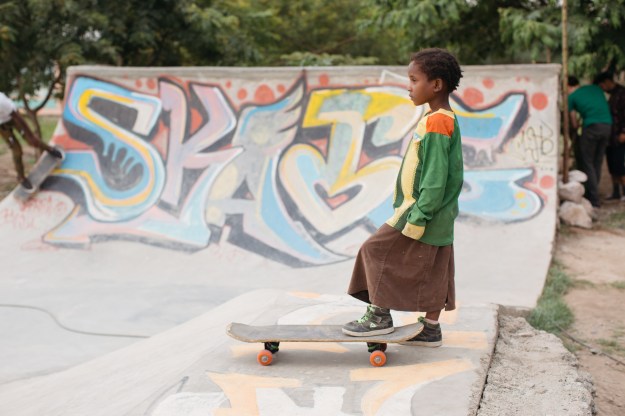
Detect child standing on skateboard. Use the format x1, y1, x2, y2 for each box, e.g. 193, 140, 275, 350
342, 48, 463, 347
0, 92, 62, 190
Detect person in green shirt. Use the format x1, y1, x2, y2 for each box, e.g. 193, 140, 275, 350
567, 76, 612, 207
342, 48, 464, 348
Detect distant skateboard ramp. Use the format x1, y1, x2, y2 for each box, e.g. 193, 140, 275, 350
0, 64, 560, 383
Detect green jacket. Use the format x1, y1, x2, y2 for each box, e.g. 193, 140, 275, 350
386, 108, 463, 246
568, 85, 612, 127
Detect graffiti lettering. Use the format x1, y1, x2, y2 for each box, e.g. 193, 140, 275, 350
37, 71, 552, 266
512, 122, 556, 163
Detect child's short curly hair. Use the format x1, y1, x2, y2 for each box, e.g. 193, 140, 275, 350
411, 48, 463, 93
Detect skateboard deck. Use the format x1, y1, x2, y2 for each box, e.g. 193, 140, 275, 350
14, 146, 64, 201
227, 321, 424, 367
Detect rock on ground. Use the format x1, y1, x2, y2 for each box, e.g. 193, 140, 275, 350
477, 315, 594, 416
559, 201, 593, 229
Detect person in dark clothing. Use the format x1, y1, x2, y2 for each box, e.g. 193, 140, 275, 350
595, 72, 625, 201
0, 92, 62, 189
567, 76, 613, 207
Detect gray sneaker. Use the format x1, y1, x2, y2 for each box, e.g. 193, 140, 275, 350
400, 316, 442, 347
342, 305, 394, 337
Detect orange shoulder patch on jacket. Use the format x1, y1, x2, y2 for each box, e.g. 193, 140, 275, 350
425, 113, 455, 137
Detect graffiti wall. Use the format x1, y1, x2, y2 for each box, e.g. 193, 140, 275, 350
44, 65, 560, 267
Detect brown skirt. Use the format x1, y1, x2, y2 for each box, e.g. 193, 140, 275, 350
347, 224, 455, 312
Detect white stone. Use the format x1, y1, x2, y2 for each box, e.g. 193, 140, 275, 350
559, 201, 592, 229
580, 198, 597, 220
558, 180, 585, 203
568, 170, 588, 183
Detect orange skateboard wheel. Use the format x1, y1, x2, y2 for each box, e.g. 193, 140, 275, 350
257, 350, 273, 366
370, 350, 386, 367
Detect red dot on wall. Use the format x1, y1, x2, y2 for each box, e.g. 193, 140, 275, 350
462, 88, 484, 106
190, 108, 203, 133
226, 81, 232, 88
135, 79, 143, 88
254, 84, 275, 104
237, 88, 248, 100
482, 78, 494, 89
277, 84, 286, 93
531, 93, 548, 110
146, 79, 156, 90
319, 74, 330, 86
539, 175, 555, 189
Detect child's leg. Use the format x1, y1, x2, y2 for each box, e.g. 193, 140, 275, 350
10, 112, 62, 158
0, 126, 30, 188
400, 310, 443, 347
425, 310, 441, 322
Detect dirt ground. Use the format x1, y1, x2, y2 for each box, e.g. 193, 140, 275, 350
557, 201, 625, 416
1, 139, 624, 414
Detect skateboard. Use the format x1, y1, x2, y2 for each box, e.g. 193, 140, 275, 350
14, 146, 64, 201
226, 321, 424, 367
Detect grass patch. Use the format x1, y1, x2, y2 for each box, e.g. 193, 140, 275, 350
527, 261, 574, 334
597, 338, 625, 356
603, 210, 625, 230
39, 116, 59, 142
10, 115, 59, 146
558, 223, 573, 238
610, 281, 625, 290
572, 279, 596, 289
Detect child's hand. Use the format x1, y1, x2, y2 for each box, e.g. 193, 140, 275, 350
402, 223, 425, 240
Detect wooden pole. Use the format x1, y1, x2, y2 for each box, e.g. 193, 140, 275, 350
562, 0, 570, 183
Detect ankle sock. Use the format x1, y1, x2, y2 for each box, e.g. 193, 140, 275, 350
424, 318, 439, 325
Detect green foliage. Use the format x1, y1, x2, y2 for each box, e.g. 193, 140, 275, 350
280, 52, 378, 66
610, 281, 625, 290
370, 0, 625, 76
0, 0, 111, 135
39, 117, 59, 142
2, 0, 625, 127
527, 261, 574, 334
498, 0, 625, 76
499, 3, 561, 63
603, 210, 625, 230
597, 338, 625, 356
369, 0, 471, 62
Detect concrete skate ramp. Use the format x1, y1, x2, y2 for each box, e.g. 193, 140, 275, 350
0, 64, 560, 384
0, 289, 499, 416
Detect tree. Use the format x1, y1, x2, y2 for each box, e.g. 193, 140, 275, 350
205, 0, 400, 66
367, 0, 625, 76
499, 0, 625, 77
0, 0, 112, 137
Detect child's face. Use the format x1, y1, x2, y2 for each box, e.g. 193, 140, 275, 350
407, 61, 440, 106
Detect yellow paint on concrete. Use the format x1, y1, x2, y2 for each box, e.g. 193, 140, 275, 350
209, 163, 239, 199
351, 358, 473, 416
230, 342, 350, 358
205, 206, 223, 224
209, 372, 301, 416
76, 90, 157, 206
288, 291, 321, 299
443, 331, 489, 350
